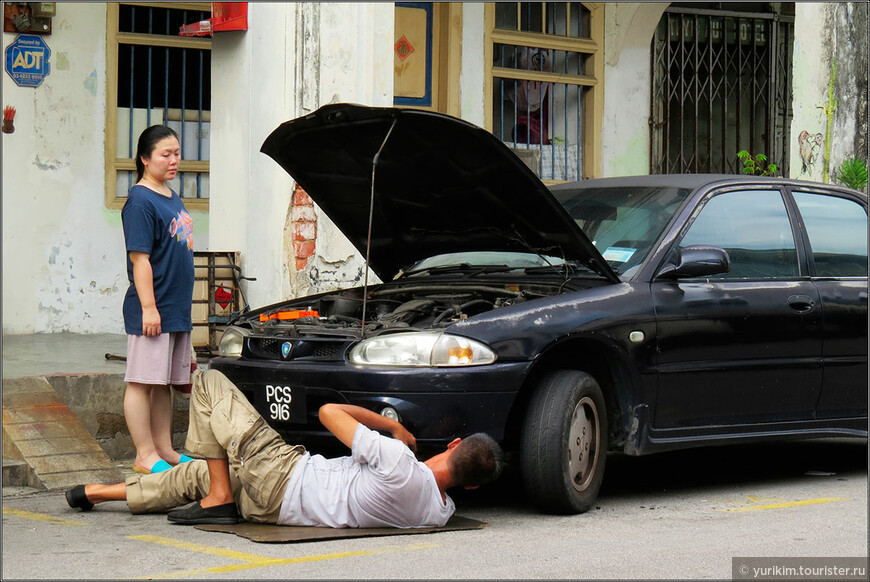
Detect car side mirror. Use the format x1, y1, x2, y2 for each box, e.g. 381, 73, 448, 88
656, 245, 730, 280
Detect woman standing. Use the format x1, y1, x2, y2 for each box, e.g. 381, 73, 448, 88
121, 125, 195, 474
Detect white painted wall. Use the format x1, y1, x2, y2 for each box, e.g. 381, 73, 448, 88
459, 3, 486, 127
1, 4, 207, 334
601, 3, 668, 178
208, 2, 394, 307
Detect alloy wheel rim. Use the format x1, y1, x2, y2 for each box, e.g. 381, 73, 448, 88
567, 395, 599, 492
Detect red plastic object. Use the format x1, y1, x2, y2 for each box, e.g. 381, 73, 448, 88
179, 2, 247, 37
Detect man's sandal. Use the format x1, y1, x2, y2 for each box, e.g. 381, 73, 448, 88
167, 501, 239, 525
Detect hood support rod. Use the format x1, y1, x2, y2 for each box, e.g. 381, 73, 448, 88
361, 117, 399, 338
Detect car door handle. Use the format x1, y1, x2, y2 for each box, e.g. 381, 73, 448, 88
787, 295, 815, 313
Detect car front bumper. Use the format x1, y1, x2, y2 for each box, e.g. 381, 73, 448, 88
207, 356, 531, 449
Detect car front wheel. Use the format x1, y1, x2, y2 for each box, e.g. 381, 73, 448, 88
521, 370, 608, 514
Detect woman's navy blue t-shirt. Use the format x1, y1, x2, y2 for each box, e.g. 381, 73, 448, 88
121, 185, 195, 335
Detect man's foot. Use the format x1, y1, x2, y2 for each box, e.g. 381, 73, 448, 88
167, 501, 239, 525
65, 485, 94, 511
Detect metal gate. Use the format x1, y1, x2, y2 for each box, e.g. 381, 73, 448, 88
650, 5, 794, 175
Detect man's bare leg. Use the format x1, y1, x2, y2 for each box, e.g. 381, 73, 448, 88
83, 483, 126, 503
199, 458, 234, 508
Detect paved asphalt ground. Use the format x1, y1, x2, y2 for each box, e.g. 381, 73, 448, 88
2, 437, 866, 580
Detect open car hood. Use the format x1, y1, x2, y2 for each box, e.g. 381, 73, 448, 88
261, 104, 618, 283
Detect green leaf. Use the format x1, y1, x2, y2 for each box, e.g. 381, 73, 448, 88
836, 157, 868, 190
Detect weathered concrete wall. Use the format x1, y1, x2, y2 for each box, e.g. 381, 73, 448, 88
209, 2, 392, 306
790, 2, 869, 187
47, 373, 189, 460
601, 3, 668, 178
1, 4, 208, 334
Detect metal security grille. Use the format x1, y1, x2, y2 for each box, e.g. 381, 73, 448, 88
650, 6, 794, 175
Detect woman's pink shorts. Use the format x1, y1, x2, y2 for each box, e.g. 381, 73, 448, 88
125, 331, 192, 386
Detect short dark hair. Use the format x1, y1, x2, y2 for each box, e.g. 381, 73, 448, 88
447, 433, 504, 487
135, 125, 180, 181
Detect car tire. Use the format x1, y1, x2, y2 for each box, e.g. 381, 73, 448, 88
521, 370, 608, 514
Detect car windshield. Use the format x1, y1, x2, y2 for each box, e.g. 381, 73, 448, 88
551, 185, 692, 278
399, 251, 571, 278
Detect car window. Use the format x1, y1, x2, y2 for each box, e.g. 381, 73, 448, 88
679, 189, 799, 278
552, 185, 691, 275
792, 191, 868, 277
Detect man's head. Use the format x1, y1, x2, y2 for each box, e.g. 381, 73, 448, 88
446, 433, 505, 488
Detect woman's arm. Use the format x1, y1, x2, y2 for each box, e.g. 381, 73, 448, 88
129, 251, 161, 336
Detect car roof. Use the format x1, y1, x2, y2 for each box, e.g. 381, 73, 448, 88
551, 174, 868, 199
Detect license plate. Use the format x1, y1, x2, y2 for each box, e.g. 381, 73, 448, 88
254, 383, 307, 425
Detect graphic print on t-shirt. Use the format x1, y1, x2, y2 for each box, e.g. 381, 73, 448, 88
169, 210, 194, 250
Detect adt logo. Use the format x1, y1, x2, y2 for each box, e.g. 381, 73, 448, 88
5, 34, 51, 88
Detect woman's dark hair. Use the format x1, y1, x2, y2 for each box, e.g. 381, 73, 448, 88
135, 125, 180, 181
447, 433, 505, 487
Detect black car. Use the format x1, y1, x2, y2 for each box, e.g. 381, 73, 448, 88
209, 104, 868, 514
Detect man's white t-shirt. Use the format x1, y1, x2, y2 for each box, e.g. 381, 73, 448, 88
277, 424, 455, 528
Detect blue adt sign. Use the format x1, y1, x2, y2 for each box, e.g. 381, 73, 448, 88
5, 34, 51, 87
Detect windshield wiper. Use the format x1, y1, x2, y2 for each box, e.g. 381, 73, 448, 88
522, 260, 599, 276
401, 263, 516, 278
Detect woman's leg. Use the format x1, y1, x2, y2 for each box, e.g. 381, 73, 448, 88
150, 386, 181, 464
124, 382, 163, 471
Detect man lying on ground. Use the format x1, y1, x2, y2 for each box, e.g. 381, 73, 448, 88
66, 369, 504, 528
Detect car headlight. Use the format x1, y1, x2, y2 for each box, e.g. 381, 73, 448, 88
348, 332, 496, 367
218, 326, 250, 358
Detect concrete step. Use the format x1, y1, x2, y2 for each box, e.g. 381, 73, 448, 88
2, 458, 42, 489
2, 377, 124, 490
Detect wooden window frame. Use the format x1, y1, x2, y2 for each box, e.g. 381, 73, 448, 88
484, 2, 604, 182
105, 2, 211, 210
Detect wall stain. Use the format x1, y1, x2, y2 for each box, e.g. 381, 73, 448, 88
57, 52, 70, 71
34, 155, 66, 171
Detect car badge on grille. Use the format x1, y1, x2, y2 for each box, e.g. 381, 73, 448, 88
281, 342, 292, 358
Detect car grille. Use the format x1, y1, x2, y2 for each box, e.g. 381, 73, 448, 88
247, 337, 347, 361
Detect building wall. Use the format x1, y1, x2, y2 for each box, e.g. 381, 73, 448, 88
1, 3, 208, 334
208, 2, 394, 307
4, 2, 865, 336
459, 2, 486, 127
601, 3, 668, 177
790, 2, 869, 187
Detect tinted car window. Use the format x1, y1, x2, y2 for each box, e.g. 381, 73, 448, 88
552, 186, 691, 276
680, 189, 799, 278
792, 191, 868, 277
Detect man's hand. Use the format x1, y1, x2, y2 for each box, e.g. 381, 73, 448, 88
319, 403, 417, 452
391, 425, 417, 453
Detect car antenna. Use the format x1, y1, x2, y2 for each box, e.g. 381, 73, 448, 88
361, 116, 399, 338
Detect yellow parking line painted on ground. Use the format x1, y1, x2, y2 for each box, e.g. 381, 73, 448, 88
128, 534, 273, 563
725, 497, 848, 512
2, 507, 87, 526
126, 537, 437, 580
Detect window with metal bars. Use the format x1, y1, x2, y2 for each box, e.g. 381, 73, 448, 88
487, 2, 601, 182
650, 3, 794, 176
105, 2, 212, 208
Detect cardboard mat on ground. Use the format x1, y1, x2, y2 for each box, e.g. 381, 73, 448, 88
195, 515, 485, 543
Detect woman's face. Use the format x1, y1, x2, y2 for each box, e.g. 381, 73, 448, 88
142, 136, 181, 183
